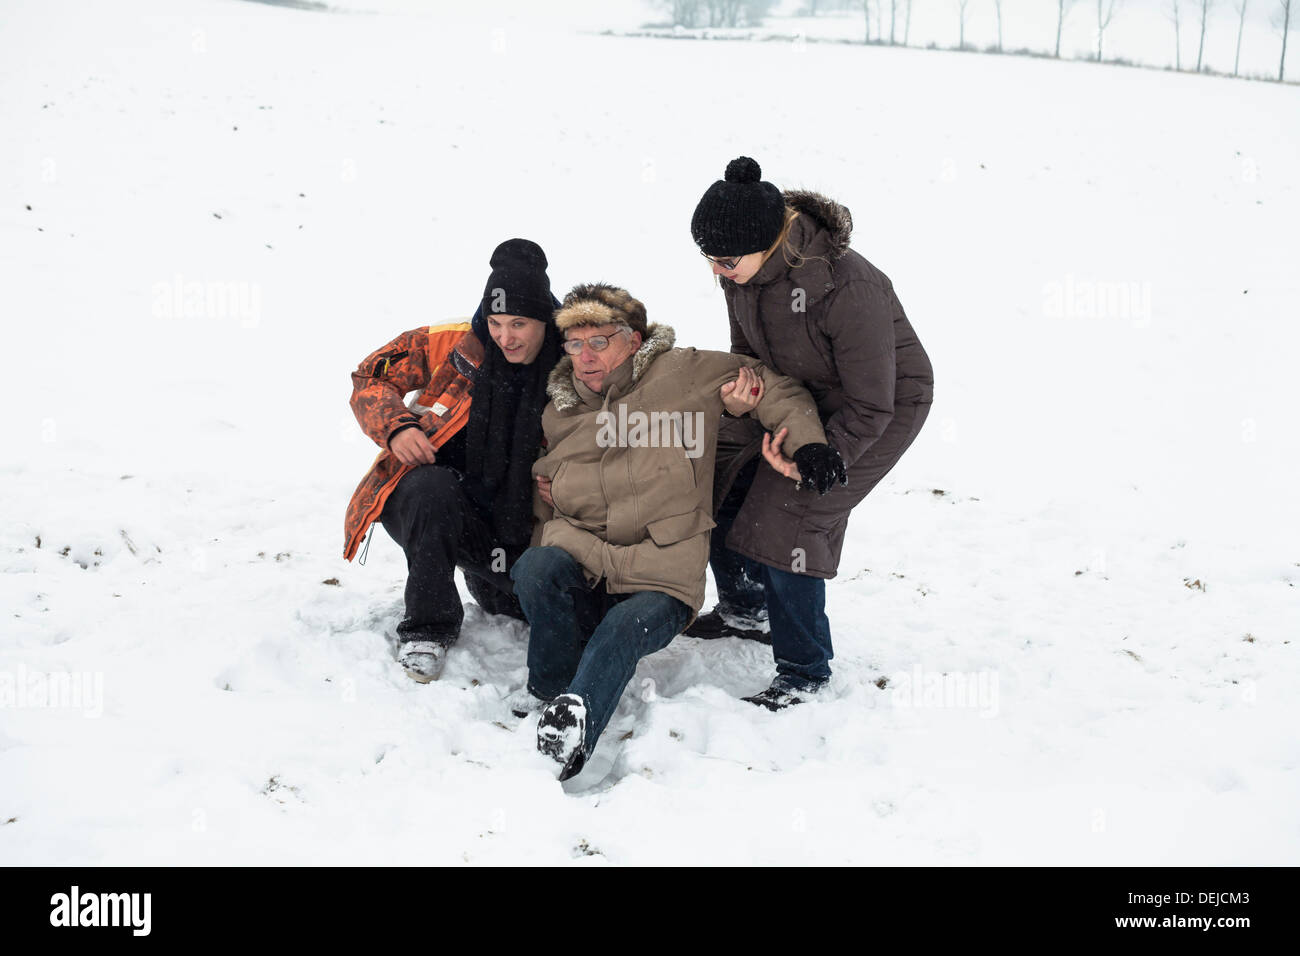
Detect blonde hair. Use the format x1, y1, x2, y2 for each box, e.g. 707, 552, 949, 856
756, 205, 827, 272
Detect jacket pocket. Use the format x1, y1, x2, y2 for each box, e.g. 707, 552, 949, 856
628, 447, 699, 530
549, 459, 607, 526
645, 509, 716, 546
548, 460, 571, 515
613, 510, 714, 605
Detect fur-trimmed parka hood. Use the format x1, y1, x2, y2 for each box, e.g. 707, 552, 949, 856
783, 189, 853, 260
546, 323, 676, 411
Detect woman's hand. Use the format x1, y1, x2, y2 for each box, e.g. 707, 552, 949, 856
388, 427, 438, 466
761, 427, 801, 482
536, 475, 554, 508
791, 443, 848, 494
763, 432, 848, 494
720, 365, 764, 417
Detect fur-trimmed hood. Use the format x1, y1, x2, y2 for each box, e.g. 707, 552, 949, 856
546, 323, 676, 412
783, 189, 853, 260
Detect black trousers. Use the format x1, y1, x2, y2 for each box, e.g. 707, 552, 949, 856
379, 465, 525, 645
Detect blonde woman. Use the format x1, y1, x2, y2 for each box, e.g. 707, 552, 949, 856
688, 157, 935, 710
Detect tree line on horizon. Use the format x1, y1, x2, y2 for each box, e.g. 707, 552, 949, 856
653, 0, 1295, 81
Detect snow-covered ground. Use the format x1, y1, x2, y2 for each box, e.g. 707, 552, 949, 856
1, 0, 1297, 864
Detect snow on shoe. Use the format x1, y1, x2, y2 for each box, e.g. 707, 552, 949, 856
536, 693, 587, 781
503, 685, 551, 719
742, 675, 827, 712
683, 605, 771, 643
397, 640, 448, 683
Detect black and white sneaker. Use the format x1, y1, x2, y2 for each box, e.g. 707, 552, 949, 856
742, 674, 827, 712
683, 606, 771, 644
397, 640, 448, 683
536, 693, 587, 781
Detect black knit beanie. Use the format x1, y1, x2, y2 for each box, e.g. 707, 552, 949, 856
691, 157, 786, 257
480, 238, 555, 323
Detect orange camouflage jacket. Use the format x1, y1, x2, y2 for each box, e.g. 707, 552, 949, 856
343, 322, 485, 561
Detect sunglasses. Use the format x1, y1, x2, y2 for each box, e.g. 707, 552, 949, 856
562, 327, 632, 355
700, 250, 744, 271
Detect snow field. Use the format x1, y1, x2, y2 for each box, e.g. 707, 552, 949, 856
1, 0, 1296, 864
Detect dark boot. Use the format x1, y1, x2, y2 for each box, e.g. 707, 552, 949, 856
742, 674, 828, 712
683, 605, 771, 643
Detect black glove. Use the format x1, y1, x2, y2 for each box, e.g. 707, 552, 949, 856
792, 443, 847, 495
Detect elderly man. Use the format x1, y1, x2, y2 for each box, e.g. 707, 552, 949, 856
510, 283, 846, 780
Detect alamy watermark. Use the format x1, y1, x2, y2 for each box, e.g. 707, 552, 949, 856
50, 886, 150, 936
0, 664, 103, 718
152, 274, 261, 327
595, 405, 706, 459
890, 665, 999, 718
1042, 275, 1151, 326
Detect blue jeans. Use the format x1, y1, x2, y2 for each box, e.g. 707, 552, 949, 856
711, 459, 834, 685
511, 546, 692, 758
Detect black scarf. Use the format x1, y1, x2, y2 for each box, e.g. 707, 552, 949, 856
463, 323, 562, 550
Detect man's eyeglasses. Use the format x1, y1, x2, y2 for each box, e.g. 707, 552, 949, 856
562, 327, 632, 355
701, 250, 743, 271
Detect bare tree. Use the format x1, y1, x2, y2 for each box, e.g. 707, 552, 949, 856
1096, 0, 1122, 60
660, 0, 703, 26
891, 0, 899, 43
863, 0, 874, 40
905, 0, 914, 44
1167, 0, 1184, 69
701, 0, 772, 26
704, 0, 741, 26
1055, 0, 1079, 57
994, 0, 1004, 50
1231, 0, 1249, 74
958, 0, 972, 48
1196, 0, 1216, 71
1278, 0, 1294, 80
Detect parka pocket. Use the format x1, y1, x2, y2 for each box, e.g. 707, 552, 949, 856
645, 509, 716, 546
614, 509, 715, 599
548, 460, 570, 515
549, 460, 606, 525
627, 447, 699, 530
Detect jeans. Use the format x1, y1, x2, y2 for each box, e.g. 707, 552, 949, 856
511, 546, 692, 758
380, 465, 525, 645
711, 458, 833, 685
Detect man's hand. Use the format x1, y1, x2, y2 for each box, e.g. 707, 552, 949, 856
388, 427, 438, 467
536, 475, 554, 508
720, 365, 764, 417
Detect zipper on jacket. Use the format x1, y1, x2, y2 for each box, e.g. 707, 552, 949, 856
374, 351, 409, 377
358, 522, 376, 566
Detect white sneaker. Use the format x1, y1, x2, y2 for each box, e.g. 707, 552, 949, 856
398, 640, 447, 683
503, 686, 550, 719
